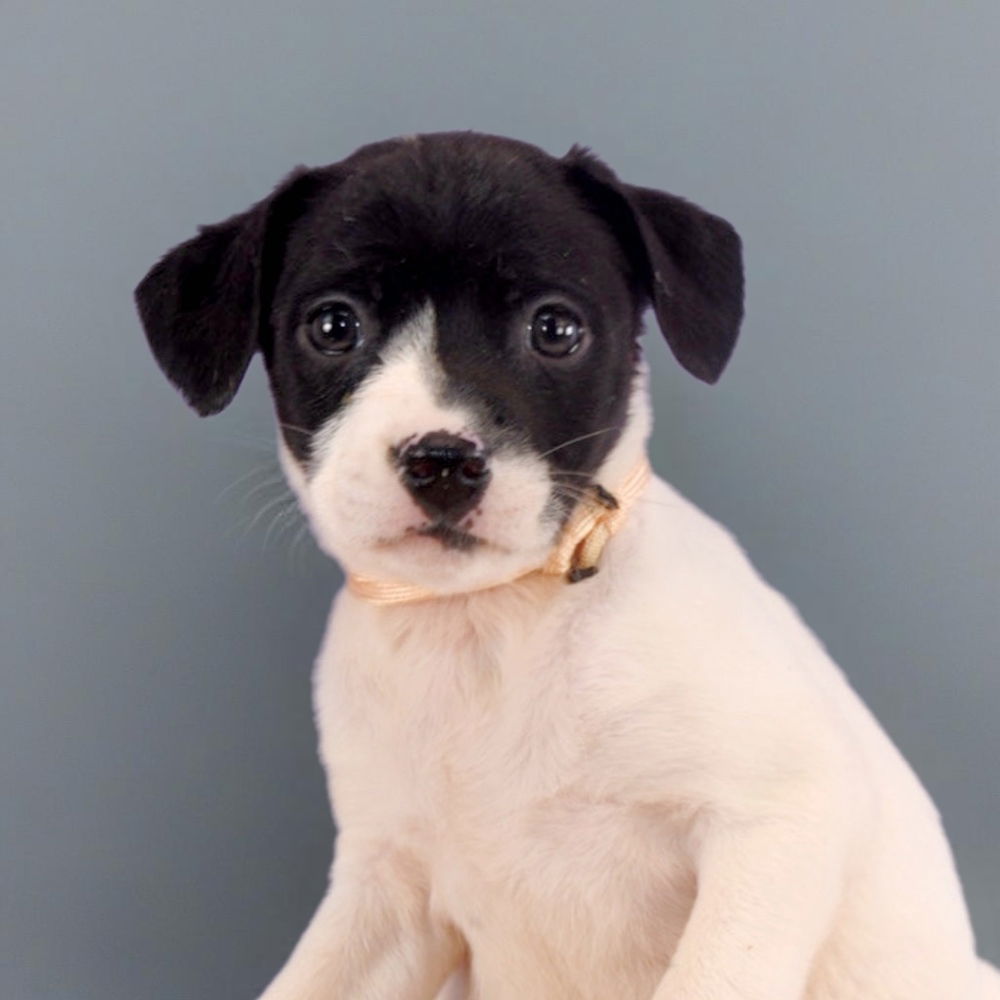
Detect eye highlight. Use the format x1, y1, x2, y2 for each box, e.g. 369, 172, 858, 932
528, 305, 587, 358
304, 301, 364, 356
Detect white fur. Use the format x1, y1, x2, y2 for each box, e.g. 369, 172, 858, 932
264, 366, 999, 998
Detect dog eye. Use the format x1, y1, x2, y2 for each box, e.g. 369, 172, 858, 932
528, 306, 587, 358
305, 302, 363, 356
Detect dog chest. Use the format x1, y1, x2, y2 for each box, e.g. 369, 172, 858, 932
428, 791, 696, 999
314, 586, 701, 995
315, 579, 662, 825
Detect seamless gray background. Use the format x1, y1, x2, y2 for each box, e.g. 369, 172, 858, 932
3, 2, 998, 997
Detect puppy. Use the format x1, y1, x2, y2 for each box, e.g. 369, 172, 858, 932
136, 132, 999, 1000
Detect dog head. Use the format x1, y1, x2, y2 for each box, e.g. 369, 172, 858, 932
136, 133, 743, 594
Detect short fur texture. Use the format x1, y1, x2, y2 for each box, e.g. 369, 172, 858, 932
136, 132, 999, 999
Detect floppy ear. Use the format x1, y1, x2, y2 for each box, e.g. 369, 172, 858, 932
134, 167, 327, 415
563, 147, 744, 384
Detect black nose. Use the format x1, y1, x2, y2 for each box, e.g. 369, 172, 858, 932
398, 432, 490, 521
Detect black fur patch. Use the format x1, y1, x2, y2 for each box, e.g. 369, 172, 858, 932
136, 132, 744, 501
266, 136, 643, 493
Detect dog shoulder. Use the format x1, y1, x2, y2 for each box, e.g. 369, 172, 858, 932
572, 476, 871, 824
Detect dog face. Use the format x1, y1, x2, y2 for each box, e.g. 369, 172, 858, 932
136, 133, 743, 591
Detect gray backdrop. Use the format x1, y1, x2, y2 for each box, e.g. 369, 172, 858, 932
3, 1, 997, 997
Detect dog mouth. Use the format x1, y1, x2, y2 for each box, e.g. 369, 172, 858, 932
371, 521, 487, 553
410, 522, 482, 552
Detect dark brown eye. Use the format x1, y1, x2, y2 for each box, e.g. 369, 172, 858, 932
528, 305, 587, 358
306, 302, 363, 355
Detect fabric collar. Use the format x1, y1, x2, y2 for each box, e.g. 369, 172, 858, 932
346, 459, 651, 606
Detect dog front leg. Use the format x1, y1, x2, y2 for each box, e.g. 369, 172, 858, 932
258, 836, 461, 1000
651, 811, 846, 1000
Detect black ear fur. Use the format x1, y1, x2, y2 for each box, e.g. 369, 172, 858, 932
135, 206, 264, 415
134, 167, 329, 416
563, 147, 744, 384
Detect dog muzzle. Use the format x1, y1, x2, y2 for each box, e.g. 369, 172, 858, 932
347, 459, 652, 606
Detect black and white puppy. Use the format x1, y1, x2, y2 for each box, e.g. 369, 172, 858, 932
136, 132, 998, 1000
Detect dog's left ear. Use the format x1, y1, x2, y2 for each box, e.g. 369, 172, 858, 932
134, 167, 332, 416
563, 147, 744, 383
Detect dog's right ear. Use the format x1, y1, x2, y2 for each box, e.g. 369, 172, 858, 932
134, 167, 329, 416
562, 147, 744, 385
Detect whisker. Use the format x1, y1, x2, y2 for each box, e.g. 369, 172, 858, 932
242, 493, 296, 535
216, 461, 283, 503
227, 473, 289, 514
262, 500, 301, 549
243, 477, 289, 506
549, 469, 598, 479
278, 421, 313, 437
537, 425, 622, 461
553, 485, 597, 504
287, 520, 314, 574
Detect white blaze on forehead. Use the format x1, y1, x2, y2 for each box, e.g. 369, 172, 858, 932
309, 303, 481, 471
283, 301, 564, 592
